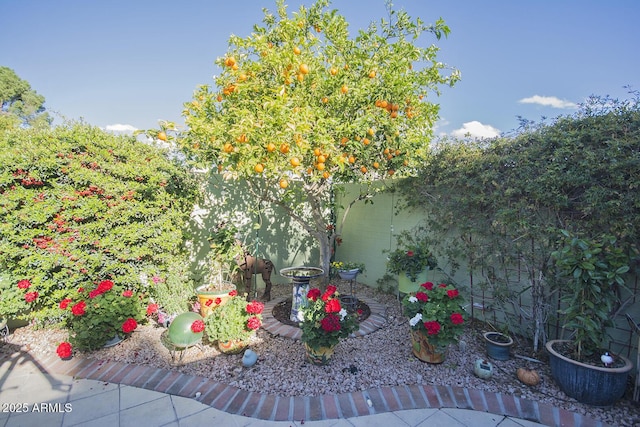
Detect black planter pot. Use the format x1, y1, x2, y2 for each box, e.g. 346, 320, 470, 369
483, 332, 513, 361
546, 340, 633, 406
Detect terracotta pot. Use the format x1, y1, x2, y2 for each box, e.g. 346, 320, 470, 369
410, 329, 445, 363
305, 343, 336, 365
196, 283, 236, 318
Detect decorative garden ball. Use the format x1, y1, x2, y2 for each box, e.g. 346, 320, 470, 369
168, 312, 204, 347
242, 349, 258, 367
473, 359, 494, 380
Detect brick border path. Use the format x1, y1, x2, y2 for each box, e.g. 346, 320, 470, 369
4, 351, 608, 427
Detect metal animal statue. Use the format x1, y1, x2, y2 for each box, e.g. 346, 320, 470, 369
234, 239, 274, 301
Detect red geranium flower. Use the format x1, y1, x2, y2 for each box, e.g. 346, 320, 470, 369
122, 290, 133, 297
321, 285, 337, 301
190, 319, 205, 333
447, 289, 459, 299
450, 313, 464, 325
438, 283, 447, 288
24, 291, 38, 303
17, 279, 31, 289
59, 298, 72, 309
416, 291, 429, 302
121, 318, 138, 334
146, 303, 158, 315
246, 301, 264, 315
424, 320, 441, 335
88, 289, 101, 299
420, 282, 434, 290
98, 280, 113, 292
247, 316, 262, 330
406, 250, 414, 257
71, 301, 86, 316
56, 342, 73, 359
320, 313, 341, 332
324, 298, 341, 313
307, 288, 321, 301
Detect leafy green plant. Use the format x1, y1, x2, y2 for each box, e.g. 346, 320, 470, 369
299, 285, 358, 350
386, 227, 437, 281
0, 123, 198, 325
59, 279, 146, 351
330, 260, 365, 273
401, 281, 466, 351
204, 291, 264, 343
551, 230, 630, 360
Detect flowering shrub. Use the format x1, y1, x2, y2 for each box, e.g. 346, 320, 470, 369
330, 261, 365, 273
59, 279, 146, 351
386, 233, 437, 281
299, 285, 358, 350
0, 123, 198, 325
56, 342, 73, 359
204, 292, 264, 343
401, 282, 467, 350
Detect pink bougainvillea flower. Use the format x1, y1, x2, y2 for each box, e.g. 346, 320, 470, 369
190, 319, 205, 333
17, 279, 31, 289
121, 318, 138, 334
24, 291, 39, 303
56, 342, 73, 359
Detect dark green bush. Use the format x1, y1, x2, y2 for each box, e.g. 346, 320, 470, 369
0, 123, 199, 326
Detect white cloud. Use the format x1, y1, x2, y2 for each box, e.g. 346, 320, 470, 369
104, 124, 138, 134
451, 121, 501, 139
518, 95, 577, 109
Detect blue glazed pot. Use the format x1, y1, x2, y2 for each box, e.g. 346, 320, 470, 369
546, 340, 633, 406
483, 332, 513, 361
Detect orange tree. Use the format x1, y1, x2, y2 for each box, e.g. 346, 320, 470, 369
178, 0, 459, 278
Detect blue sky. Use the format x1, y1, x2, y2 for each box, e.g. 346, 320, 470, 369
1, 0, 638, 138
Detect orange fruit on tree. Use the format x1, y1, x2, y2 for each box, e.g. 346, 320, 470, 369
340, 137, 349, 145
254, 163, 264, 173
224, 56, 236, 67
360, 166, 368, 173
367, 128, 375, 136
279, 179, 289, 189
236, 133, 248, 143
280, 143, 290, 154
373, 161, 380, 169
316, 162, 325, 171
380, 100, 388, 109
223, 143, 234, 153
238, 73, 247, 82
216, 94, 223, 102
293, 46, 301, 55
299, 63, 309, 75
322, 171, 330, 179
362, 138, 370, 145
297, 73, 304, 82
340, 85, 348, 94
348, 155, 355, 164
368, 70, 376, 78
390, 111, 398, 119
317, 154, 326, 163
388, 169, 395, 176
329, 67, 338, 76
383, 148, 390, 155
290, 157, 301, 167
266, 142, 277, 152
313, 148, 321, 156
157, 131, 167, 141
321, 96, 329, 104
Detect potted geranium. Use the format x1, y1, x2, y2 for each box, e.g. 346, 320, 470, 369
386, 228, 437, 294
59, 279, 146, 351
299, 285, 358, 365
330, 261, 365, 280
401, 281, 466, 363
204, 291, 264, 354
547, 231, 633, 406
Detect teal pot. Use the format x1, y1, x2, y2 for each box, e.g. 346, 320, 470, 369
546, 340, 633, 406
483, 332, 513, 361
397, 270, 428, 294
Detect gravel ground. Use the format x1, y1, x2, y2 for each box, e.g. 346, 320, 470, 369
3, 284, 639, 426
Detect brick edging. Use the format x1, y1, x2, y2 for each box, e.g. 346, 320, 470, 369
12, 352, 609, 427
